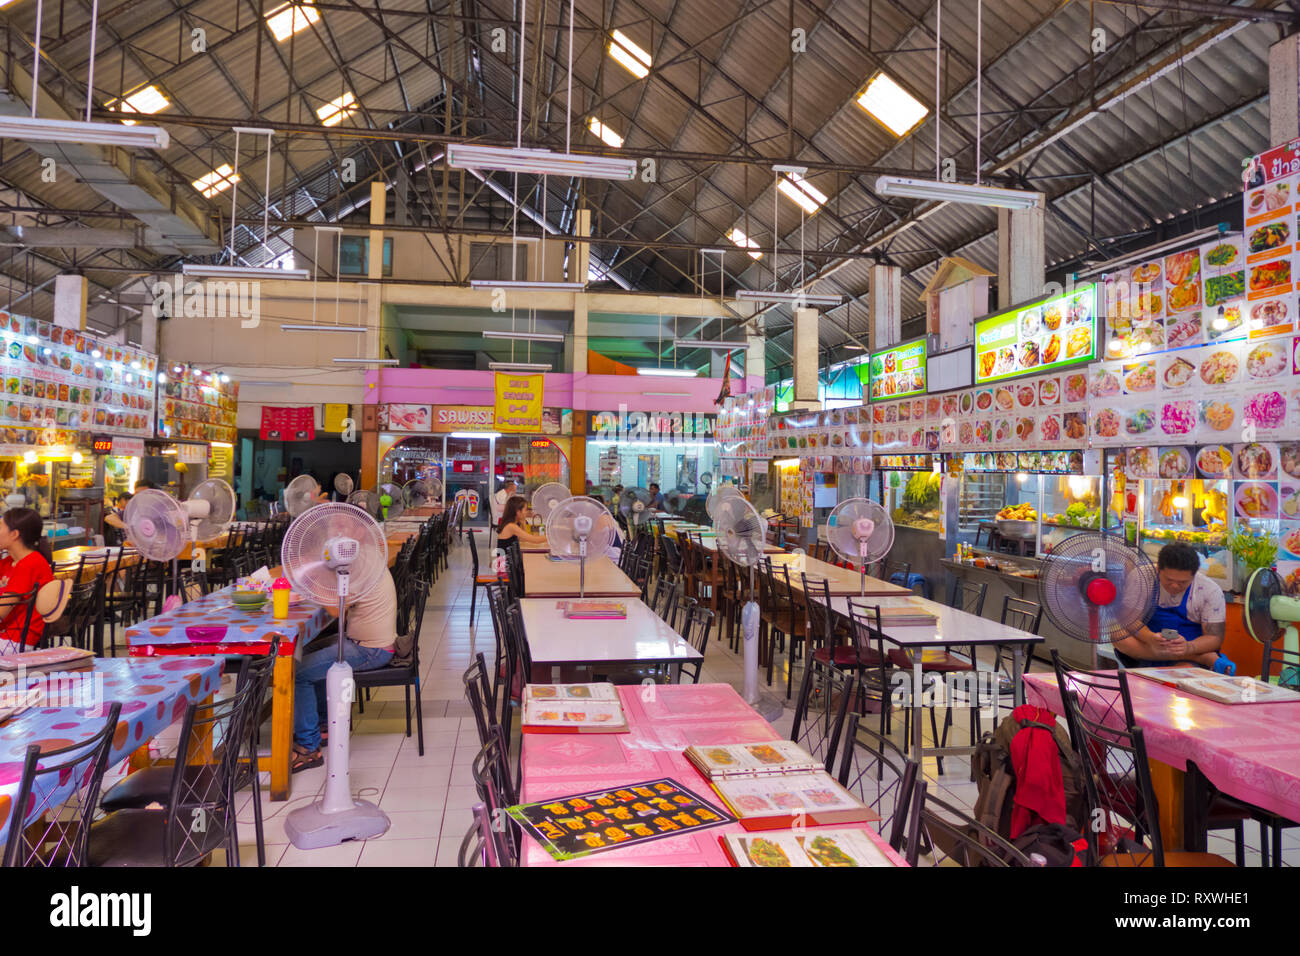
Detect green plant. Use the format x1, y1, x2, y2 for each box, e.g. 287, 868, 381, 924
902, 472, 940, 510
1226, 527, 1278, 572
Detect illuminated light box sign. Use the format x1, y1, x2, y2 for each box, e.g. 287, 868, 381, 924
868, 338, 927, 401
974, 284, 1098, 384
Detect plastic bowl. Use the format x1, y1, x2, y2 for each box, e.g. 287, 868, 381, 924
231, 590, 268, 608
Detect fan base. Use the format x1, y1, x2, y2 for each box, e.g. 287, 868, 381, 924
285, 800, 390, 850
744, 691, 786, 722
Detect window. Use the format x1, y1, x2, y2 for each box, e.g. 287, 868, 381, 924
855, 72, 928, 137
107, 85, 168, 125
192, 164, 239, 198
777, 172, 827, 215
608, 30, 651, 79
587, 116, 624, 149
338, 236, 393, 276
316, 91, 357, 127
266, 2, 319, 41
726, 227, 762, 260
469, 242, 528, 282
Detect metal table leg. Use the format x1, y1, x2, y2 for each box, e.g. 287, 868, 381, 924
1012, 645, 1026, 707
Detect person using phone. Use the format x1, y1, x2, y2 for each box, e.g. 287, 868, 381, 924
1111, 542, 1228, 670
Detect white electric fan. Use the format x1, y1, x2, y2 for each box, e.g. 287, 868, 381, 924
531, 482, 571, 523
706, 483, 742, 523
544, 495, 615, 598
619, 487, 653, 536
826, 498, 896, 595
284, 474, 321, 517
124, 480, 236, 588
713, 494, 783, 719
402, 478, 434, 509
333, 473, 355, 499
282, 502, 392, 849
664, 489, 687, 515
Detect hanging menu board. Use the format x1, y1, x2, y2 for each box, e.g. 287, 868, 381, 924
157, 366, 237, 443
934, 367, 1089, 463
0, 310, 155, 442
867, 338, 927, 401
973, 285, 1097, 384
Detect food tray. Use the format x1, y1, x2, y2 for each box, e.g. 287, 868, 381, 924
995, 519, 1037, 538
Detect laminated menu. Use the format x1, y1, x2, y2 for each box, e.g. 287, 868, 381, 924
684, 740, 823, 780
506, 777, 733, 861
0, 646, 94, 673
720, 827, 900, 867
1128, 667, 1300, 705
562, 600, 627, 619
522, 683, 628, 733
0, 687, 44, 721
708, 771, 878, 831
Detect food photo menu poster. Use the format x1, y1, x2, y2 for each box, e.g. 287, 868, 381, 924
1243, 141, 1300, 349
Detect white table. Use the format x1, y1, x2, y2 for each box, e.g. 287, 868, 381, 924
518, 597, 703, 679
826, 594, 1043, 767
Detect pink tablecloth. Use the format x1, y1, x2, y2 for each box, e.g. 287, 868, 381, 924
1023, 671, 1300, 824
520, 682, 908, 867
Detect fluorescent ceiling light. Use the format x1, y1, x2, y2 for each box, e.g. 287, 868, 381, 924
316, 91, 357, 127
673, 339, 747, 351
488, 361, 552, 371
107, 85, 169, 126
451, 432, 502, 439
281, 324, 365, 332
609, 29, 651, 79
874, 176, 1041, 209
726, 227, 763, 260
855, 72, 928, 137
482, 330, 566, 343
468, 279, 585, 291
777, 172, 827, 214
447, 143, 636, 181
843, 344, 866, 350
266, 1, 320, 41
735, 289, 843, 307
0, 116, 168, 150
636, 368, 698, 377
191, 163, 239, 198
333, 358, 399, 365
588, 116, 624, 149
181, 264, 309, 280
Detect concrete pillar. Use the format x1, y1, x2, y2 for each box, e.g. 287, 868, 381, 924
53, 275, 86, 330
570, 411, 588, 496
140, 307, 158, 353
746, 321, 765, 386
791, 307, 819, 409
573, 209, 592, 283
367, 181, 385, 280
1270, 35, 1300, 145
868, 264, 901, 351
570, 295, 588, 376
997, 205, 1045, 309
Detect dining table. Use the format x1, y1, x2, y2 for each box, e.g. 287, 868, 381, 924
125, 584, 333, 801
518, 682, 908, 866
521, 553, 641, 598
518, 597, 702, 680
0, 656, 225, 848
1023, 670, 1300, 853
767, 553, 911, 597
50, 545, 143, 582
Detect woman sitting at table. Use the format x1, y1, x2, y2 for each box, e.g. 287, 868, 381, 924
0, 508, 54, 655
291, 566, 398, 772
496, 496, 548, 547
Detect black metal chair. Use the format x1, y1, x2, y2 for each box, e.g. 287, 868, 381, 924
463, 652, 499, 750
790, 656, 856, 774
2, 703, 122, 867
469, 732, 519, 866
837, 711, 918, 852
458, 802, 506, 867
905, 781, 1033, 867
676, 601, 713, 684
353, 579, 429, 755
469, 531, 500, 627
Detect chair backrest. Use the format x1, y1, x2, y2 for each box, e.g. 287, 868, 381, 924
463, 652, 499, 749
790, 656, 856, 773
3, 702, 123, 867
458, 802, 503, 867
837, 711, 918, 851
801, 574, 835, 651
678, 600, 713, 683
1262, 633, 1299, 682
469, 733, 519, 865
845, 599, 889, 706
1000, 594, 1044, 634
3, 584, 42, 651
650, 577, 679, 630
467, 526, 481, 574
906, 781, 1033, 867
948, 577, 988, 617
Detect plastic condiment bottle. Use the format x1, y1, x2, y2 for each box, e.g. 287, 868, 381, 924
271, 577, 291, 620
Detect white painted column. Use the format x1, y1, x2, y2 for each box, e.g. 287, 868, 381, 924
746, 319, 765, 387
868, 263, 901, 351
53, 275, 86, 330
1269, 35, 1300, 145
791, 307, 819, 409
140, 307, 158, 353
570, 295, 588, 376
997, 205, 1045, 310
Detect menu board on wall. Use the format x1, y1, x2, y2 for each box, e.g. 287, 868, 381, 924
974, 285, 1097, 384
158, 367, 237, 443
933, 366, 1089, 462
867, 338, 927, 401
0, 310, 155, 442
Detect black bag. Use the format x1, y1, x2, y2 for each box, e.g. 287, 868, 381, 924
971, 712, 1088, 838
1013, 822, 1094, 867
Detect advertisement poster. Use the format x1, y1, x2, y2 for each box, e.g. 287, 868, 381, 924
260, 406, 314, 440
974, 285, 1096, 384
380, 404, 433, 432
494, 371, 544, 433
868, 338, 927, 401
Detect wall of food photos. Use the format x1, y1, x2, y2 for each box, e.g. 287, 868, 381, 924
0, 310, 156, 456
157, 365, 238, 443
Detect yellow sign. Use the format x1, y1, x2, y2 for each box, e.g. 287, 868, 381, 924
323, 403, 351, 432
493, 372, 543, 433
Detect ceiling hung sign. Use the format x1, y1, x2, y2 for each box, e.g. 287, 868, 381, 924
493, 372, 544, 433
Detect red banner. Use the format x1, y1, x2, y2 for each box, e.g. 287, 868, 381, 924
260, 406, 315, 440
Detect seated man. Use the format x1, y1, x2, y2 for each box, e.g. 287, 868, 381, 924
1111, 542, 1227, 670
291, 567, 398, 771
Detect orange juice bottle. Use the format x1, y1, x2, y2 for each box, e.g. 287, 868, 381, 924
271, 577, 291, 619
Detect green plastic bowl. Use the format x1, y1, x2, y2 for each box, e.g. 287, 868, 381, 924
232, 589, 268, 608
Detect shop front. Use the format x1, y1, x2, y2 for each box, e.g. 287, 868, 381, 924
584, 409, 718, 512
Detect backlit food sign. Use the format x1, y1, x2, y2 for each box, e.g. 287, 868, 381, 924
974, 284, 1097, 384
867, 338, 927, 401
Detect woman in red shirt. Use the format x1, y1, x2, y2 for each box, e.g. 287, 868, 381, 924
0, 508, 54, 654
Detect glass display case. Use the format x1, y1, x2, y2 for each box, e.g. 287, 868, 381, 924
1134, 477, 1234, 590
883, 470, 942, 533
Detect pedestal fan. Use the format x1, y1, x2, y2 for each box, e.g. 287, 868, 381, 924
1037, 531, 1158, 646
706, 484, 742, 523
619, 487, 653, 536
544, 495, 615, 598
531, 482, 570, 524
123, 480, 236, 592
713, 494, 783, 720
663, 489, 686, 515
1243, 567, 1300, 685
284, 474, 321, 517
825, 498, 895, 595
282, 502, 391, 849
333, 474, 355, 500
403, 478, 437, 509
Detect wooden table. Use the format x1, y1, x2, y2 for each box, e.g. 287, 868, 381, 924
519, 597, 702, 678
521, 553, 641, 598
519, 683, 908, 867
1024, 670, 1300, 853
50, 546, 143, 581
767, 553, 911, 597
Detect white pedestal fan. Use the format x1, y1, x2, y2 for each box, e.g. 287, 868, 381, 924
825, 498, 896, 595
713, 493, 784, 720
282, 502, 392, 849
531, 482, 571, 525
284, 474, 322, 517
123, 480, 237, 591
544, 495, 615, 598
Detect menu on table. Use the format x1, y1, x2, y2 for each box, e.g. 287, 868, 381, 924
1128, 667, 1300, 704
507, 777, 733, 861
720, 827, 900, 867
521, 683, 628, 733
684, 740, 823, 780
709, 770, 877, 831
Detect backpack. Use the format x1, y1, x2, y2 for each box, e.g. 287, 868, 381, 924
389, 631, 415, 666
1013, 822, 1094, 867
971, 711, 1088, 839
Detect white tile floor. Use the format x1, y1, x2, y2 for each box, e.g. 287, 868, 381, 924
202, 530, 1296, 867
